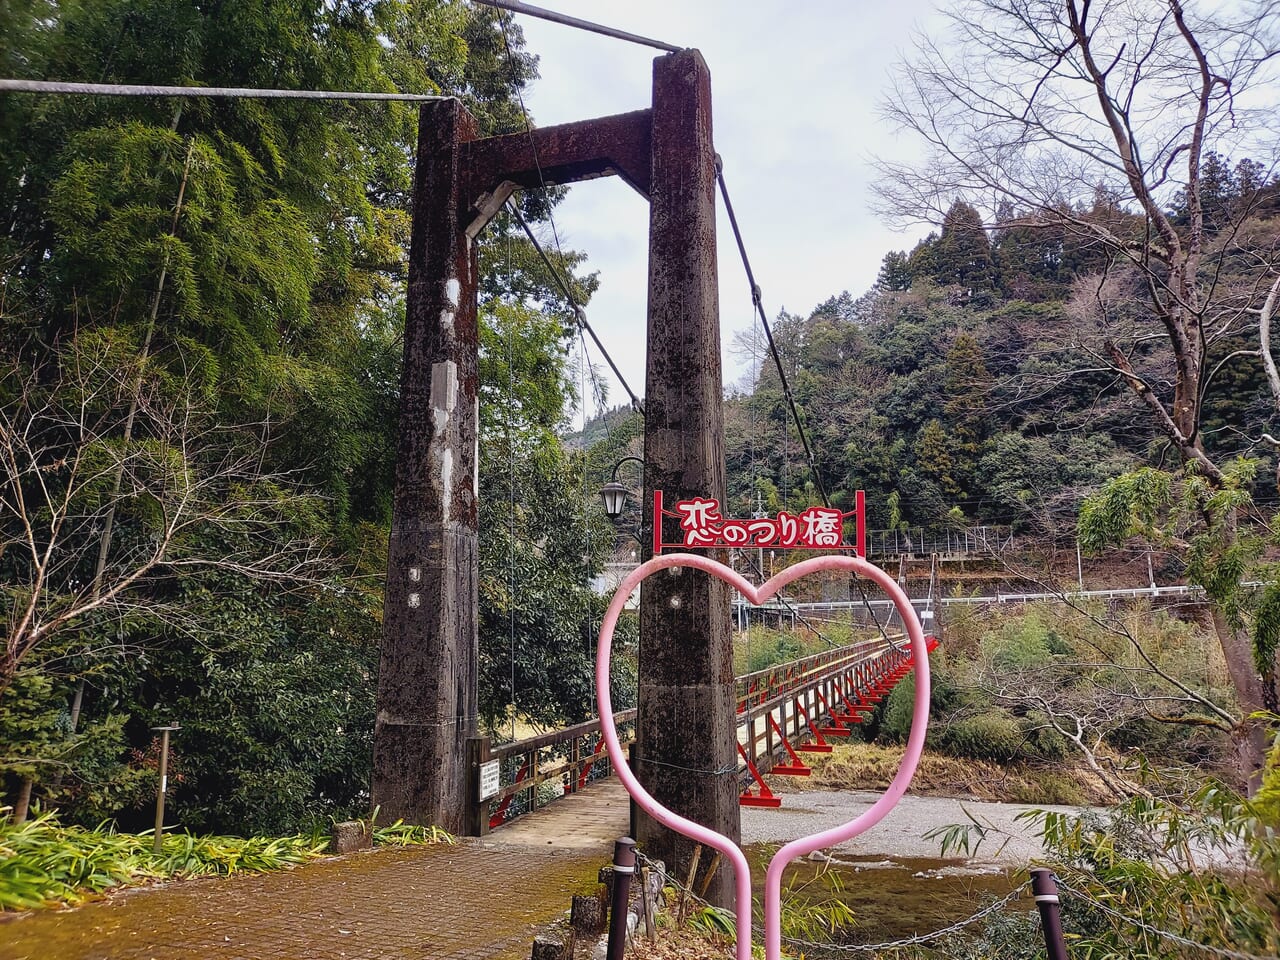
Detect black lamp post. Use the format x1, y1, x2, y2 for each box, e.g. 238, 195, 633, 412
598, 456, 645, 520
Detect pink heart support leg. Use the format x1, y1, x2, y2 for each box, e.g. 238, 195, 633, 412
595, 553, 931, 960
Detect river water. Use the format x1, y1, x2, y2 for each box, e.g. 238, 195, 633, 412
740, 789, 1086, 947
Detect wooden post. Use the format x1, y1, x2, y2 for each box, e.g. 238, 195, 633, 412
637, 49, 739, 907
465, 736, 492, 838
373, 98, 481, 833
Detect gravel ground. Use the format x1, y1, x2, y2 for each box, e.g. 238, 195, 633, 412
742, 790, 1090, 865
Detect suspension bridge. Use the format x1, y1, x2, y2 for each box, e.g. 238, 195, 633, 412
481, 631, 935, 832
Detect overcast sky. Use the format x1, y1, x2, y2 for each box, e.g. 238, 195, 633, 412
509, 1, 944, 424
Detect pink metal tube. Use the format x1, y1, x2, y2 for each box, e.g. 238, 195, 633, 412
761, 557, 930, 959
595, 553, 757, 960
594, 552, 931, 960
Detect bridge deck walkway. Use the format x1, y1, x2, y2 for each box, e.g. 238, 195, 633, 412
0, 780, 630, 960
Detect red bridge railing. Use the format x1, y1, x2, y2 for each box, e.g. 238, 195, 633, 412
477, 635, 937, 830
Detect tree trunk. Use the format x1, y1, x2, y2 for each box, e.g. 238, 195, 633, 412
1209, 606, 1268, 792
13, 778, 32, 823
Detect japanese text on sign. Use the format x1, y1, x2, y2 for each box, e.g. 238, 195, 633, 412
651, 490, 865, 556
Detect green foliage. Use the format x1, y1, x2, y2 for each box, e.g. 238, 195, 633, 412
1080, 461, 1280, 712
1078, 468, 1173, 551
938, 711, 1025, 762
129, 575, 381, 836
476, 301, 621, 731
983, 617, 1057, 669
909, 752, 1280, 959
370, 820, 455, 847
0, 809, 454, 911
734, 627, 828, 676
686, 904, 736, 938
0, 0, 619, 838
0, 811, 327, 910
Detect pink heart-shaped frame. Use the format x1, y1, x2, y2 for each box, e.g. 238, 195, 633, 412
595, 552, 931, 960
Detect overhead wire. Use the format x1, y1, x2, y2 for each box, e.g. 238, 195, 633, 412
471, 0, 683, 53
0, 78, 450, 101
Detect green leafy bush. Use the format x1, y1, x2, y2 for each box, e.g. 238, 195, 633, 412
938, 710, 1024, 762
983, 616, 1056, 668
0, 811, 453, 911
0, 812, 326, 910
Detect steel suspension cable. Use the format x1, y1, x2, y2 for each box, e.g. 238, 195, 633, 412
716, 157, 897, 649
472, 0, 683, 53
736, 552, 841, 650
506, 199, 645, 415
715, 157, 830, 508
505, 215, 519, 743
493, 11, 645, 417
0, 78, 450, 101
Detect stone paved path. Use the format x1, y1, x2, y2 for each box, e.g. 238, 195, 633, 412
0, 780, 632, 960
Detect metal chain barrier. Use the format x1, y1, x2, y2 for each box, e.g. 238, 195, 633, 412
1057, 881, 1279, 960
637, 849, 1035, 956
781, 881, 1032, 955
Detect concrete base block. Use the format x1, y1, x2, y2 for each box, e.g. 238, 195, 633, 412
530, 928, 575, 960
328, 821, 372, 854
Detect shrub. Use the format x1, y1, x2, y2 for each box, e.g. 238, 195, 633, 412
1022, 715, 1069, 761
879, 653, 958, 744
939, 710, 1024, 762
0, 810, 451, 911
983, 616, 1055, 668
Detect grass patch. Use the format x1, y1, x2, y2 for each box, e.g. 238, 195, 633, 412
786, 743, 1111, 805
0, 811, 452, 911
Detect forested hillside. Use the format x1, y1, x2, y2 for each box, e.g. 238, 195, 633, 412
589, 165, 1280, 537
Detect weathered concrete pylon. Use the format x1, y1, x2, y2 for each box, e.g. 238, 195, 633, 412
637, 51, 738, 906
374, 49, 737, 903
373, 98, 481, 835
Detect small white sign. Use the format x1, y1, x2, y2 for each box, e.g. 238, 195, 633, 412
479, 759, 500, 801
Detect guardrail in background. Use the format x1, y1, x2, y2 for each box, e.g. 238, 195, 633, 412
864, 525, 1013, 558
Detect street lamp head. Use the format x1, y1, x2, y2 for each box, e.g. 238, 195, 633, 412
599, 481, 629, 519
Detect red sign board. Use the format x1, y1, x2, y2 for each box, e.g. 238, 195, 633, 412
652, 490, 866, 556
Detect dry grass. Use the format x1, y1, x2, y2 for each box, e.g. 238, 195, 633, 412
775, 742, 1114, 805
628, 927, 734, 959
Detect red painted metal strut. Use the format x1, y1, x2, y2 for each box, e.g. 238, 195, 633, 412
489, 756, 531, 829
768, 713, 811, 776
737, 743, 781, 808
794, 701, 833, 754
813, 689, 851, 738
577, 735, 606, 791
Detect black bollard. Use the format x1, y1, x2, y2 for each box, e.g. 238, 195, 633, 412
606, 837, 637, 960
1031, 868, 1069, 960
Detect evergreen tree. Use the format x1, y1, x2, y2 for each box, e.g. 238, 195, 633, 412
933, 200, 995, 294
877, 250, 913, 291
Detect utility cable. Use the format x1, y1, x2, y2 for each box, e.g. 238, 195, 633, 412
472, 0, 683, 53
0, 78, 449, 101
